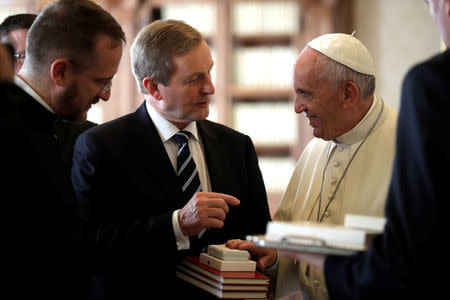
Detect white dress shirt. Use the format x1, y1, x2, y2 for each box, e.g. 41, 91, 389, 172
145, 100, 211, 250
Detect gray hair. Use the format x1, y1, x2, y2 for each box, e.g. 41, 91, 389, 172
310, 46, 376, 99
130, 19, 203, 94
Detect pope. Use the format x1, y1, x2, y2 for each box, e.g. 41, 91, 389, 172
226, 32, 398, 300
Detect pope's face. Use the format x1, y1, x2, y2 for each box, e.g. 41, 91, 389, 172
293, 48, 346, 141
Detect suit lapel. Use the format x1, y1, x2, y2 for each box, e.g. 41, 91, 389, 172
197, 120, 226, 193
197, 121, 235, 244
131, 102, 184, 205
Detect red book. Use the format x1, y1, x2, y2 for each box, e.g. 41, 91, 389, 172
180, 256, 270, 285
177, 257, 270, 299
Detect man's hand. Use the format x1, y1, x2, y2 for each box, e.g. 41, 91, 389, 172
226, 239, 278, 271
178, 192, 240, 237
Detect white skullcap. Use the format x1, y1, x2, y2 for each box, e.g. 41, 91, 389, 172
307, 33, 375, 76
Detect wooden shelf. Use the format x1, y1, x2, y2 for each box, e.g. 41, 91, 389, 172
255, 144, 292, 157
231, 86, 294, 101
233, 33, 295, 46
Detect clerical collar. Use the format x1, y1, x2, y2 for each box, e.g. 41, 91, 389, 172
14, 75, 55, 114
145, 99, 199, 143
333, 94, 382, 145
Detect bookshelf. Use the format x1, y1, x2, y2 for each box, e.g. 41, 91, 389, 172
141, 0, 351, 215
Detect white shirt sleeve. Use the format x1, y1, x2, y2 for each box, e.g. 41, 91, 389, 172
172, 209, 190, 250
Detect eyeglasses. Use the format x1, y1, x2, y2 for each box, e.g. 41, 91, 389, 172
102, 80, 113, 93
101, 75, 116, 94
14, 51, 25, 64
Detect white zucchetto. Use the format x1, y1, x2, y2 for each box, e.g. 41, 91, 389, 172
307, 33, 376, 76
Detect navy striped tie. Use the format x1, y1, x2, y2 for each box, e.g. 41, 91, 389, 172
172, 131, 202, 202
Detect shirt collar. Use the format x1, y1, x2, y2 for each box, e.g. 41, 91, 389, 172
145, 99, 199, 142
14, 75, 55, 114
333, 94, 383, 145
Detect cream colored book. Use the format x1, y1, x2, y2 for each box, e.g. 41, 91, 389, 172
344, 214, 386, 232
207, 244, 250, 261
200, 253, 256, 272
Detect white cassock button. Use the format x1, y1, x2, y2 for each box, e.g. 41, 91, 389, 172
333, 161, 340, 167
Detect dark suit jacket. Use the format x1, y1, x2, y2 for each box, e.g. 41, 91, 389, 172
1, 82, 90, 299
54, 117, 97, 179
71, 101, 272, 299
324, 50, 450, 299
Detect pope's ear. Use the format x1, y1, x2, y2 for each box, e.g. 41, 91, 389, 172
50, 58, 72, 87
342, 80, 359, 109
142, 77, 162, 100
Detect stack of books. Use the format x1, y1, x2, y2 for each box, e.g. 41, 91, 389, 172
176, 244, 270, 299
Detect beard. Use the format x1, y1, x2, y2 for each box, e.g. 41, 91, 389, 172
55, 83, 92, 122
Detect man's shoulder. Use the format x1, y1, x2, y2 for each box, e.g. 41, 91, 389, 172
305, 137, 328, 150
81, 111, 137, 137
402, 50, 450, 112
2, 83, 55, 131
406, 50, 450, 82
377, 99, 398, 127
1, 82, 38, 116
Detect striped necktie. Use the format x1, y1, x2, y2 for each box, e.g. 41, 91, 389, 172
172, 131, 202, 202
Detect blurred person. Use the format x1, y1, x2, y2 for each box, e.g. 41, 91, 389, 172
0, 13, 37, 72
0, 43, 14, 81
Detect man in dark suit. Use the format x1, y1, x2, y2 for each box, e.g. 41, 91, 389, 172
71, 19, 272, 299
1, 1, 125, 299
277, 0, 450, 299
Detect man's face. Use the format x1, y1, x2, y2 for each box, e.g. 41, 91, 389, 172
293, 48, 345, 141
155, 40, 215, 129
6, 28, 28, 73
58, 34, 123, 122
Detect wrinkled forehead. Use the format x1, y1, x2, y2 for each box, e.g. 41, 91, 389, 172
172, 41, 213, 73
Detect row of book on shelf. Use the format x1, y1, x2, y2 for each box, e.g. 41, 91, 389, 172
175, 46, 299, 89
161, 1, 300, 36
208, 101, 299, 146
232, 101, 298, 145
232, 47, 297, 88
